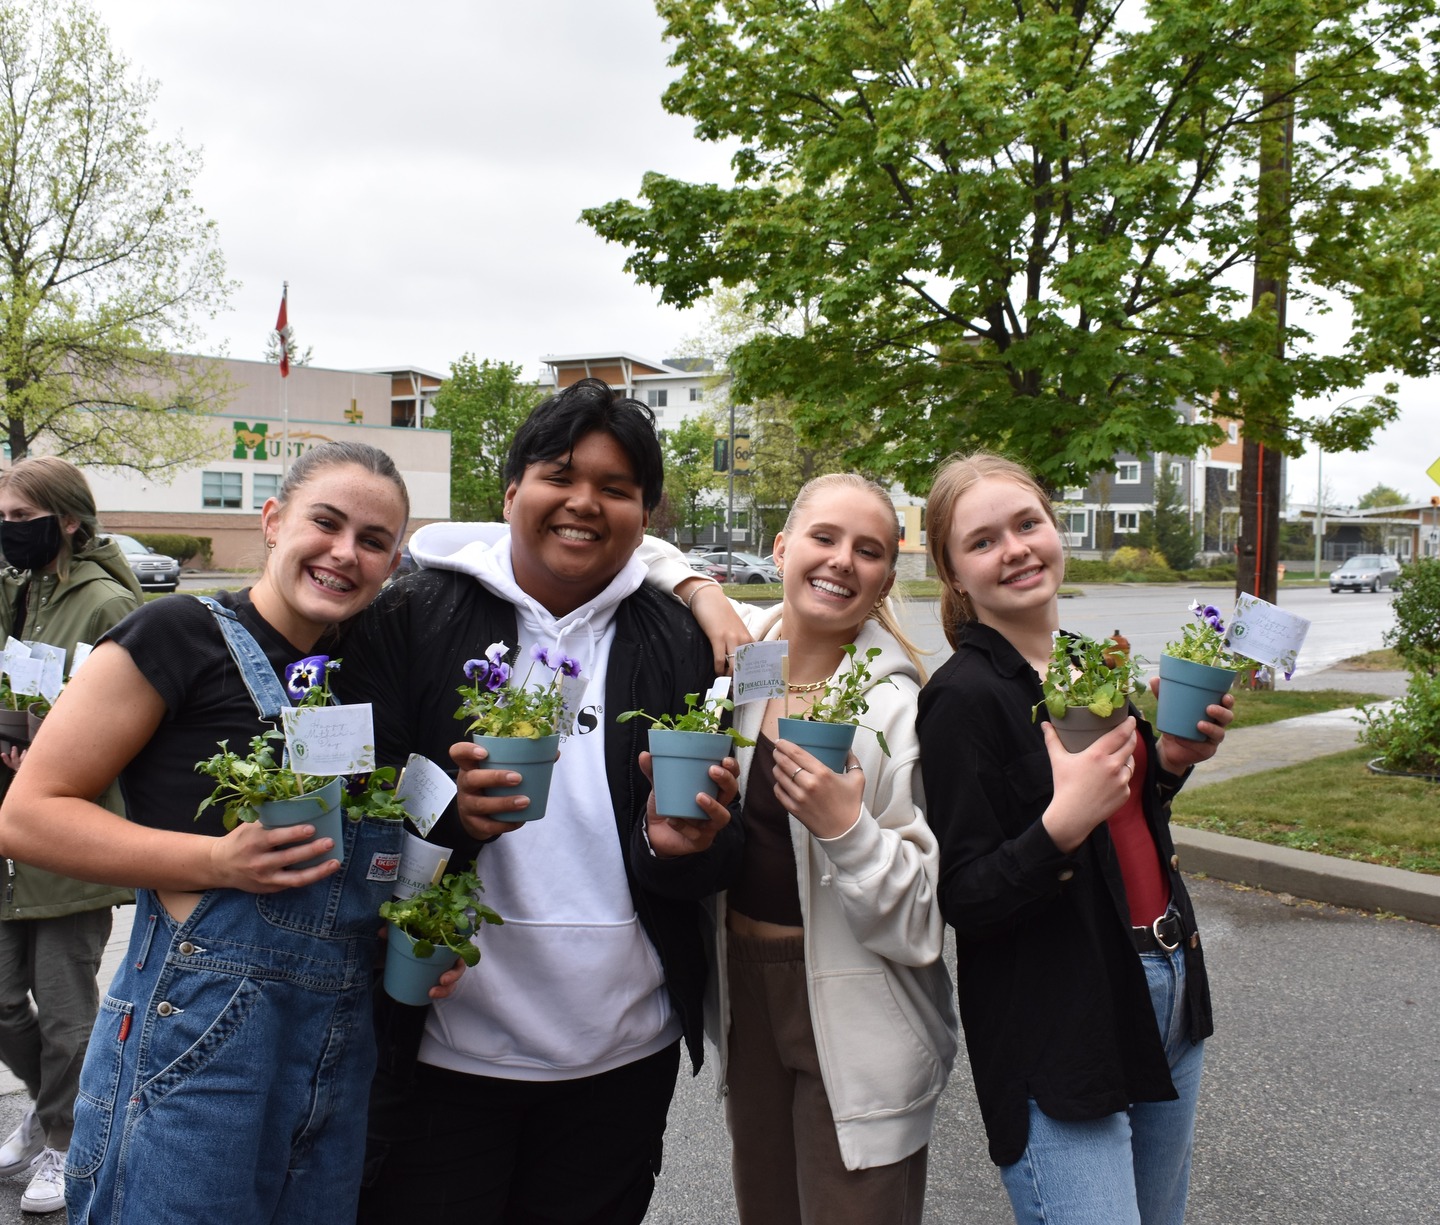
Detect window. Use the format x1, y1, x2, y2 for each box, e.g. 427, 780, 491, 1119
252, 472, 281, 509
646, 389, 668, 408
689, 386, 702, 402
202, 471, 242, 509
1116, 462, 1141, 483
1227, 469, 1239, 492
1114, 511, 1140, 533
392, 398, 417, 428
1169, 462, 1184, 484
1227, 422, 1239, 443
1063, 511, 1088, 536
1062, 486, 1086, 501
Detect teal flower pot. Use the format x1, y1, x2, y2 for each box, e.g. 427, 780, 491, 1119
1156, 654, 1237, 742
257, 776, 344, 870
472, 734, 560, 822
1049, 705, 1128, 754
776, 716, 857, 774
383, 922, 455, 1006
648, 728, 732, 821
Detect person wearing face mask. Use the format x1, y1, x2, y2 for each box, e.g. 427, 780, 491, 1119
0, 456, 142, 1215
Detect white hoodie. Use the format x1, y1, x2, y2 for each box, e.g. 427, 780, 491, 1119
409, 522, 682, 1080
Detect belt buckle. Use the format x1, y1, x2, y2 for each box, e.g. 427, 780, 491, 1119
1152, 912, 1182, 952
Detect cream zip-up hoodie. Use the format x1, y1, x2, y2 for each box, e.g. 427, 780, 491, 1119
639, 536, 959, 1170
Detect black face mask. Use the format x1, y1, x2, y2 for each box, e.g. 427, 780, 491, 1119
0, 516, 65, 573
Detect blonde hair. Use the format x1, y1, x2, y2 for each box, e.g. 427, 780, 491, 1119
0, 457, 101, 581
781, 472, 928, 680
925, 452, 1061, 649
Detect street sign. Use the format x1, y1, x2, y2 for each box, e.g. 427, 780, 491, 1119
1428, 454, 1440, 487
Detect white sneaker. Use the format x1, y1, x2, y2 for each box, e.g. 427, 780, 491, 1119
0, 1106, 43, 1178
20, 1147, 65, 1214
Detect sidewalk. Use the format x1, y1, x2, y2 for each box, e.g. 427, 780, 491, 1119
1170, 665, 1440, 926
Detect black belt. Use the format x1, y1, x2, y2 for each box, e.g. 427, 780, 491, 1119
1132, 910, 1184, 954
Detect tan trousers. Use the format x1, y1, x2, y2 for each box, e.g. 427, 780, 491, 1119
724, 928, 928, 1225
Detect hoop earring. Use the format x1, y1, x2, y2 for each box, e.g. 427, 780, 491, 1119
265, 540, 276, 550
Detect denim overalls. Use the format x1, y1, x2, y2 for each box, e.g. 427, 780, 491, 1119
65, 602, 403, 1224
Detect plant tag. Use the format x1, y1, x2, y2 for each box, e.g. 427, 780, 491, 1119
2, 637, 29, 671
6, 654, 43, 697
558, 673, 589, 738
281, 703, 377, 776
704, 675, 732, 707
733, 641, 787, 705
36, 645, 65, 702
395, 753, 457, 837
70, 643, 94, 674
1226, 595, 1311, 678
392, 830, 451, 898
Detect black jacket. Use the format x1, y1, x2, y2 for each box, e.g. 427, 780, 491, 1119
341, 567, 743, 1076
916, 621, 1213, 1165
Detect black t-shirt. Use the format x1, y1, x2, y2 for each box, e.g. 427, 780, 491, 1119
102, 591, 316, 837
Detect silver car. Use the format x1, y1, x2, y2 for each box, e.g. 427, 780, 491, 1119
1329, 553, 1401, 594
111, 533, 181, 592
701, 550, 781, 584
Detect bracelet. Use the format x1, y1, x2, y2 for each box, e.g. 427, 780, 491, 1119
682, 580, 721, 610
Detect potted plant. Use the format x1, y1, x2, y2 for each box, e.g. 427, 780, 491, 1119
1155, 602, 1246, 741
24, 695, 49, 741
618, 693, 752, 820
378, 864, 503, 1005
194, 655, 348, 868
776, 643, 893, 771
0, 676, 31, 754
1034, 631, 1143, 752
454, 642, 579, 822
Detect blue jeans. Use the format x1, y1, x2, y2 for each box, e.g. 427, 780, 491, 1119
66, 816, 402, 1225
999, 945, 1206, 1225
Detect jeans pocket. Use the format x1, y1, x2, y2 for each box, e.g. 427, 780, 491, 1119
68, 995, 133, 1178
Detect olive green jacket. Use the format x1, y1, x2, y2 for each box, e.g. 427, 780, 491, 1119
0, 536, 142, 919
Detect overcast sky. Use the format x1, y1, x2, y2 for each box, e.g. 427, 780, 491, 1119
101, 0, 1432, 508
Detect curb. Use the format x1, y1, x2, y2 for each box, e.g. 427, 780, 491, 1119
1173, 826, 1440, 925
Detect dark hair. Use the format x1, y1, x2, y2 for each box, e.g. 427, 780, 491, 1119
0, 456, 101, 580
277, 441, 411, 523
503, 378, 663, 510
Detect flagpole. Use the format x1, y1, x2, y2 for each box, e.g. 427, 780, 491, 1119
280, 281, 291, 479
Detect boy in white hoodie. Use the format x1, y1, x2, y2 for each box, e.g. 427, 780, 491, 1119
346, 379, 741, 1224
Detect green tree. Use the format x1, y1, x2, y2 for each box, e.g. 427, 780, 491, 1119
1139, 461, 1199, 570
661, 412, 725, 546
1357, 484, 1409, 508
584, 0, 1428, 492
0, 0, 232, 471
427, 356, 543, 520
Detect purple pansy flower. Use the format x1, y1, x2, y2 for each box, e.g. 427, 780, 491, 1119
531, 644, 552, 667
285, 655, 330, 700
558, 654, 581, 678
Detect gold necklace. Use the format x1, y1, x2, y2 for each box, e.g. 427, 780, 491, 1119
786, 677, 828, 693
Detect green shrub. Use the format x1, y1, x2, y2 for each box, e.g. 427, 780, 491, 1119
1062, 558, 1113, 582
1358, 672, 1440, 776
1386, 558, 1440, 677
1110, 545, 1170, 573
131, 533, 210, 567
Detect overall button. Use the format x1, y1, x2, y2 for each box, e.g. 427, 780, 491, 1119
178, 942, 196, 955
156, 1001, 175, 1017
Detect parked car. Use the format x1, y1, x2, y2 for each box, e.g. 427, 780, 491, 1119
685, 555, 728, 581
1329, 553, 1401, 594
700, 550, 781, 584
110, 533, 181, 592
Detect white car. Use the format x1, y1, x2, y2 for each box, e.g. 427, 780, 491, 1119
1329, 554, 1401, 594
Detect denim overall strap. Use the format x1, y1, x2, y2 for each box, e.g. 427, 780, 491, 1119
194, 596, 292, 720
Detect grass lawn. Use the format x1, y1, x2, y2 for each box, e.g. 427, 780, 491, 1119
1130, 684, 1385, 729
1171, 747, 1440, 875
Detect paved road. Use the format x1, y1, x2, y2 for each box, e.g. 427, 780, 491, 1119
0, 875, 1432, 1223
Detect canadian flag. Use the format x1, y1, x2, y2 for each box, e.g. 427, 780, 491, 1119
275, 287, 292, 378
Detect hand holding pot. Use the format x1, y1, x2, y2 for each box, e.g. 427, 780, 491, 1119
207, 818, 341, 893
450, 739, 538, 839
771, 740, 865, 840
639, 749, 738, 856
1151, 676, 1235, 774
1039, 716, 1136, 855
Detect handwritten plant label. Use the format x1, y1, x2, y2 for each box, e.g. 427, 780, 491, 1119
70, 643, 94, 674
733, 641, 788, 705
395, 753, 457, 838
280, 703, 376, 776
6, 642, 64, 699
1226, 595, 1310, 678
392, 830, 452, 899
558, 673, 589, 738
